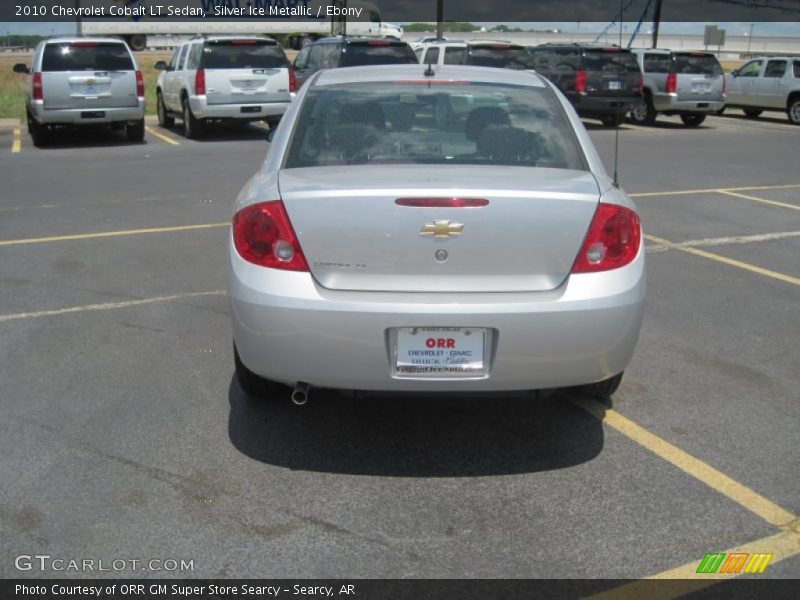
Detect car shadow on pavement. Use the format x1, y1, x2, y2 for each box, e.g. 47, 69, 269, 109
34, 127, 149, 149
179, 123, 270, 143
227, 378, 605, 477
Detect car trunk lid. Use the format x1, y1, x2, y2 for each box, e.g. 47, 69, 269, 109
40, 42, 138, 110
673, 52, 725, 101
583, 48, 641, 96
278, 165, 600, 293
201, 39, 290, 105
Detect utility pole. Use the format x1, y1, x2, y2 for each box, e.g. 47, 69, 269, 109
746, 23, 754, 55
652, 0, 663, 48
436, 0, 444, 40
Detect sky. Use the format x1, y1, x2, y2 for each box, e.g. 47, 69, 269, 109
1, 21, 799, 37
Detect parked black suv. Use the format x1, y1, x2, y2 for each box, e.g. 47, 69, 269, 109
528, 43, 642, 126
293, 37, 418, 89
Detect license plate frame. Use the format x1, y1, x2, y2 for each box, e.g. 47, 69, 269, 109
608, 80, 621, 91
81, 111, 105, 119
240, 106, 261, 114
390, 327, 490, 379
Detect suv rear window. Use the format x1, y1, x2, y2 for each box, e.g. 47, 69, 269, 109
673, 53, 722, 75
285, 81, 586, 170
42, 43, 134, 72
467, 46, 533, 70
201, 40, 288, 69
583, 49, 640, 73
341, 42, 418, 67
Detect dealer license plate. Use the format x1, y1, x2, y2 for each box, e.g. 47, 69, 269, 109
393, 327, 487, 377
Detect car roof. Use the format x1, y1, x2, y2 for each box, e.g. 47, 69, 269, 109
313, 64, 546, 88
313, 36, 409, 45
45, 37, 129, 45
192, 35, 277, 43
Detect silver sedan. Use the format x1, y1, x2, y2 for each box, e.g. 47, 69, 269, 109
228, 65, 645, 403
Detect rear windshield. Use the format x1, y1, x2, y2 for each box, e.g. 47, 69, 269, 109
467, 46, 533, 70
673, 53, 722, 75
583, 49, 640, 73
341, 43, 418, 67
201, 40, 288, 69
42, 43, 133, 72
285, 81, 586, 171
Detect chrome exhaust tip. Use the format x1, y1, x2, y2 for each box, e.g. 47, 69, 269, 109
291, 382, 309, 406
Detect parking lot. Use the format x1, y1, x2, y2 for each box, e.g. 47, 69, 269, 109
0, 111, 798, 590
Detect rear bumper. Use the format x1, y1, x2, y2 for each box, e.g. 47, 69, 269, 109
189, 95, 291, 120
229, 242, 646, 392
652, 92, 725, 113
31, 99, 145, 125
571, 93, 640, 116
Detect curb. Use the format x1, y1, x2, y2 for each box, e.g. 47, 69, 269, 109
0, 118, 22, 133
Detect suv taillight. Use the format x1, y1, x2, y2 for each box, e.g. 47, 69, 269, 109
195, 68, 206, 95
575, 69, 587, 94
135, 70, 144, 97
232, 201, 309, 271
571, 203, 641, 273
665, 71, 677, 94
288, 67, 296, 93
32, 72, 43, 101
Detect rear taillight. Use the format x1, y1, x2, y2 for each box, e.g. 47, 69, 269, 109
665, 71, 677, 94
135, 70, 144, 97
575, 69, 587, 94
571, 203, 641, 273
32, 72, 43, 101
195, 68, 206, 95
232, 201, 308, 271
288, 67, 296, 93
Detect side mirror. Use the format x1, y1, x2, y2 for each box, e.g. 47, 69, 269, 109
266, 127, 277, 143
13, 63, 30, 74
153, 60, 168, 71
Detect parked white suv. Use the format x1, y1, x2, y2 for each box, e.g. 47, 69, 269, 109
13, 37, 145, 146
154, 35, 295, 138
723, 57, 800, 125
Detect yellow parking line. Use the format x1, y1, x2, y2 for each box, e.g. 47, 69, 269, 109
11, 127, 21, 153
718, 189, 800, 211
0, 290, 227, 323
145, 125, 181, 146
571, 397, 796, 527
0, 222, 228, 247
630, 183, 800, 198
586, 529, 800, 600
645, 233, 800, 287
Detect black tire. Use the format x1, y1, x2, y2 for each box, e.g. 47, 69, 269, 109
743, 108, 762, 118
127, 34, 147, 52
787, 97, 800, 125
126, 118, 145, 142
266, 116, 281, 129
27, 109, 49, 147
572, 373, 624, 400
630, 94, 657, 125
680, 114, 706, 127
601, 113, 622, 127
182, 97, 203, 139
715, 106, 726, 116
157, 91, 174, 128
234, 345, 281, 399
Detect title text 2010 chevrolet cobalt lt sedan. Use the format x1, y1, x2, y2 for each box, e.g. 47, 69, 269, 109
228, 65, 645, 403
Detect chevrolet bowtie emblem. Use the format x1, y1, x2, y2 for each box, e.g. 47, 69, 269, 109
86, 78, 96, 85
420, 219, 464, 239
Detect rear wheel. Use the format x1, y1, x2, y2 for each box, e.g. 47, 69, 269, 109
630, 94, 657, 125
601, 113, 622, 127
680, 113, 706, 127
182, 97, 203, 139
126, 118, 145, 142
157, 91, 174, 128
788, 97, 800, 125
27, 109, 49, 147
234, 344, 282, 399
571, 373, 624, 400
715, 106, 726, 116
266, 116, 281, 130
743, 108, 762, 118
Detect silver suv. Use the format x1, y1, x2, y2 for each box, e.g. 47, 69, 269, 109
154, 35, 294, 139
723, 57, 800, 125
629, 49, 725, 126
13, 37, 145, 146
